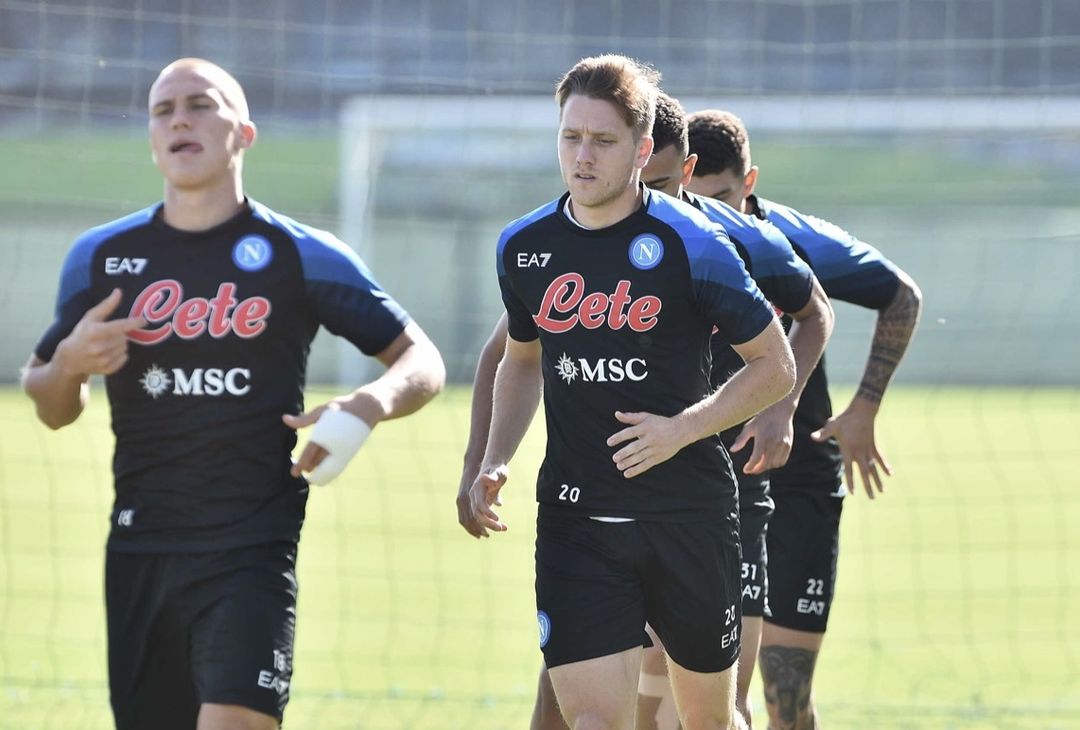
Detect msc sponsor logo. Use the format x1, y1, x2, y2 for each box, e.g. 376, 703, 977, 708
628, 234, 664, 270
127, 280, 271, 345
139, 365, 252, 398
233, 235, 273, 272
105, 257, 148, 275
534, 273, 661, 334
554, 352, 648, 384
139, 364, 172, 398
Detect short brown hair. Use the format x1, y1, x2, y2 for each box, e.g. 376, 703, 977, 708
555, 54, 660, 140
686, 109, 751, 177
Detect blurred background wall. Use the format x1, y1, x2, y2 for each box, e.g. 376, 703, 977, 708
2, 0, 1078, 386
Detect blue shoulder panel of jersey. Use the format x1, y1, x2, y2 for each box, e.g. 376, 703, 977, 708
496, 198, 560, 276
252, 200, 384, 291
57, 205, 157, 312
647, 189, 773, 345
757, 197, 900, 309
646, 190, 746, 289
252, 200, 410, 354
688, 193, 814, 313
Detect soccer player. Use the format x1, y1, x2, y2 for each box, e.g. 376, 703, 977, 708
686, 109, 923, 729
457, 92, 835, 730
636, 93, 835, 729
464, 55, 796, 730
21, 58, 446, 730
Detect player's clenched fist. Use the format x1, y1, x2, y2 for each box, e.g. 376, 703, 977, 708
54, 288, 146, 378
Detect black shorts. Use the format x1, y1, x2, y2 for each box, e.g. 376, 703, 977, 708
723, 426, 773, 618
535, 507, 742, 674
105, 542, 298, 730
764, 486, 843, 633
738, 479, 773, 618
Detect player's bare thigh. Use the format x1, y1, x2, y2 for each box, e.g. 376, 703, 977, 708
548, 647, 642, 730
666, 654, 744, 730
735, 616, 763, 719
532, 661, 570, 730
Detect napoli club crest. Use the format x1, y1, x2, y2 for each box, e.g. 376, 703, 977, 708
628, 234, 664, 270
232, 235, 273, 272
537, 611, 552, 648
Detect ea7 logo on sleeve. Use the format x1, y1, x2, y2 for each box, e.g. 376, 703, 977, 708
534, 273, 662, 334
517, 252, 552, 268
105, 257, 148, 275
127, 280, 271, 345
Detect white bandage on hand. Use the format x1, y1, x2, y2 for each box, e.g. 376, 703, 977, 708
303, 408, 372, 486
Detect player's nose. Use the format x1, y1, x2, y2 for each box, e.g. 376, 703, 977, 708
170, 110, 191, 130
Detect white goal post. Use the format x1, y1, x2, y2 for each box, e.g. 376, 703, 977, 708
331, 94, 1080, 387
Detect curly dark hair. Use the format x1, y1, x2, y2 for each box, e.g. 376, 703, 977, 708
652, 91, 688, 157
686, 109, 751, 177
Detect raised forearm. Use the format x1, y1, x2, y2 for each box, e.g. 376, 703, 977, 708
680, 319, 796, 442
856, 272, 922, 405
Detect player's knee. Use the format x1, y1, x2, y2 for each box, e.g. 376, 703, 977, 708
677, 704, 736, 730
734, 696, 753, 728
565, 711, 631, 730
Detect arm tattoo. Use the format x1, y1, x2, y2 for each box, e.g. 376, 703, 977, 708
856, 277, 922, 404
760, 646, 820, 730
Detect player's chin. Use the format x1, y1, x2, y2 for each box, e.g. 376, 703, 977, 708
164, 170, 212, 190
569, 185, 608, 208
163, 162, 225, 190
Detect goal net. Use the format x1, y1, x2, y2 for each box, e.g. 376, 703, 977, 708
1, 2, 1078, 728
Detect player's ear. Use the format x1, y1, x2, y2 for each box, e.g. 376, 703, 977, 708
743, 165, 759, 198
237, 120, 257, 150
681, 153, 698, 187
635, 135, 654, 169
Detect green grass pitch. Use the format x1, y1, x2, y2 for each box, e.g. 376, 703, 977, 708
1, 385, 1078, 729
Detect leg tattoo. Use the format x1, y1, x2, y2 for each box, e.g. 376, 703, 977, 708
760, 646, 820, 730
